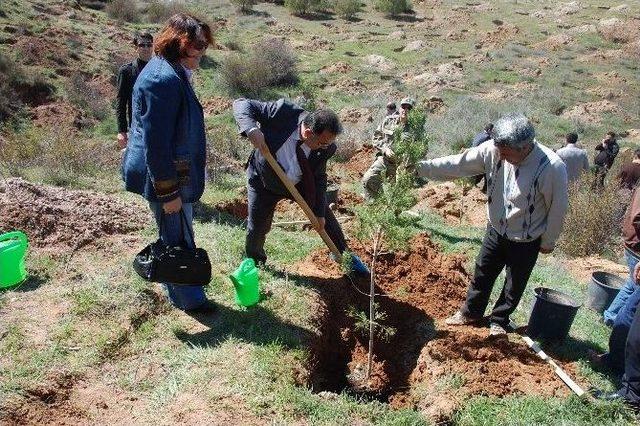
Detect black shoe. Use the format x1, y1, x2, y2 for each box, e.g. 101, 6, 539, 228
186, 300, 216, 315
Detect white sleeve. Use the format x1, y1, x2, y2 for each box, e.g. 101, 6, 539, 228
417, 146, 487, 180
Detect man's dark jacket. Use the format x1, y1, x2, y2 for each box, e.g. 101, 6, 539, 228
116, 58, 147, 133
594, 140, 620, 169
233, 98, 334, 217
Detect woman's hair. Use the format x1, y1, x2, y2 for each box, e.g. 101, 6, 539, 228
154, 14, 213, 62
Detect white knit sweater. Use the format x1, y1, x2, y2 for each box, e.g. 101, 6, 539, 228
417, 140, 569, 250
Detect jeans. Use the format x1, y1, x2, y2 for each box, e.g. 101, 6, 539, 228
619, 307, 640, 404
461, 225, 541, 326
148, 202, 207, 310
604, 248, 640, 326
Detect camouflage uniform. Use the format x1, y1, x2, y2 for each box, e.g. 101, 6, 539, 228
361, 112, 403, 200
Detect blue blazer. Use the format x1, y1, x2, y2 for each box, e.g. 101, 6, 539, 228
122, 56, 206, 203
233, 98, 336, 217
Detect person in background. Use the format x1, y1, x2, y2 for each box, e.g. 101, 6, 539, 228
361, 97, 415, 200
122, 14, 213, 312
556, 132, 589, 185
116, 31, 153, 150
470, 123, 494, 192
593, 131, 620, 188
417, 113, 568, 336
617, 149, 640, 191
471, 123, 493, 148
385, 101, 397, 117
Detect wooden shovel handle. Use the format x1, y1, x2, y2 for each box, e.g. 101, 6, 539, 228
260, 148, 343, 260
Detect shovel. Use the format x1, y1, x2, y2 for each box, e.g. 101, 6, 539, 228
259, 147, 343, 261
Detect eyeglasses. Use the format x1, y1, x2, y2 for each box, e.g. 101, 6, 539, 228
191, 39, 209, 51
137, 43, 152, 48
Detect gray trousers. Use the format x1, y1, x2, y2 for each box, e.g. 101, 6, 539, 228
246, 183, 348, 264
361, 154, 397, 200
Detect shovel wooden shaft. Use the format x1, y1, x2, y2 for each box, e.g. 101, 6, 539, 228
260, 148, 342, 260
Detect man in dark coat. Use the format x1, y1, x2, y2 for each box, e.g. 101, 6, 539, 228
233, 98, 368, 273
593, 131, 620, 188
116, 32, 153, 150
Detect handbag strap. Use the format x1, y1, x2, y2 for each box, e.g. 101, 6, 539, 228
158, 208, 196, 248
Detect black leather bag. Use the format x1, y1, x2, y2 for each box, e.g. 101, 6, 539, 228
133, 210, 211, 286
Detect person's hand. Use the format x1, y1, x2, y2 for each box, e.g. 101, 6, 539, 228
248, 128, 269, 156
163, 197, 182, 214
314, 217, 326, 232
634, 262, 640, 285
117, 132, 128, 149
540, 246, 554, 254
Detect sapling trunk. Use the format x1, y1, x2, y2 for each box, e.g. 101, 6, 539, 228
367, 225, 383, 380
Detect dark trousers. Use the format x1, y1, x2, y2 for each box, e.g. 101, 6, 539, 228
619, 307, 640, 404
246, 183, 348, 264
605, 286, 640, 372
461, 225, 541, 326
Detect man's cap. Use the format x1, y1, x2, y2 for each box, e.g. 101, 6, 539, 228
400, 97, 415, 108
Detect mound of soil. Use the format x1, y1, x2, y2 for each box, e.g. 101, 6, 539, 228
341, 145, 377, 180
297, 233, 571, 413
319, 61, 352, 74
412, 182, 487, 227
0, 178, 148, 252
562, 100, 624, 124
214, 198, 248, 220
202, 96, 232, 116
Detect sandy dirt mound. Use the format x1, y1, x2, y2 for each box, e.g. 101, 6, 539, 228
319, 61, 352, 74
412, 182, 487, 227
478, 24, 520, 48
562, 100, 624, 124
202, 96, 232, 116
296, 234, 570, 413
562, 256, 628, 284
329, 78, 368, 95
0, 178, 148, 252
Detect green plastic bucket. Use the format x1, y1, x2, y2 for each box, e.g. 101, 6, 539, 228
0, 231, 28, 290
229, 258, 260, 307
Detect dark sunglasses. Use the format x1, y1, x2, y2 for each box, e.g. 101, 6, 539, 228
191, 39, 209, 51
137, 42, 152, 48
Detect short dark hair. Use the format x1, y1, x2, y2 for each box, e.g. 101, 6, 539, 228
566, 132, 578, 144
485, 123, 494, 132
606, 131, 616, 139
134, 32, 153, 46
303, 109, 342, 135
386, 101, 396, 111
634, 148, 640, 159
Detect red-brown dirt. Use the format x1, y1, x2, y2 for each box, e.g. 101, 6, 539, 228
340, 145, 377, 180
214, 197, 249, 220
0, 178, 148, 253
295, 233, 571, 410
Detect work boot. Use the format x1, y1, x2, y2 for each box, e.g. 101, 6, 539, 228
445, 310, 478, 326
489, 322, 508, 336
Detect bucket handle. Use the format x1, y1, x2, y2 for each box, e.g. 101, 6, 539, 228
0, 231, 28, 247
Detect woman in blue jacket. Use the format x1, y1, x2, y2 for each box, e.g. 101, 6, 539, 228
122, 14, 213, 311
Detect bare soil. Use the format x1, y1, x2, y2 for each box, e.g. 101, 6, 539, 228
0, 178, 148, 253
412, 182, 487, 227
296, 234, 570, 414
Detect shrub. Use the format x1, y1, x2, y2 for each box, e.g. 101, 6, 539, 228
65, 73, 109, 121
284, 0, 320, 16
220, 38, 298, 96
78, 0, 108, 10
145, 0, 188, 24
557, 174, 626, 257
105, 0, 140, 22
334, 0, 361, 20
230, 0, 257, 13
374, 0, 411, 16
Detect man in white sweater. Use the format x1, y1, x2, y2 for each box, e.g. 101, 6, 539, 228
417, 113, 569, 336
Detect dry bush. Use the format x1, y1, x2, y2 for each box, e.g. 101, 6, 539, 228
557, 174, 626, 257
284, 0, 320, 16
144, 0, 188, 24
105, 0, 140, 22
220, 38, 298, 96
374, 0, 411, 16
78, 0, 108, 10
334, 127, 363, 162
64, 73, 109, 121
230, 0, 257, 13
0, 125, 111, 186
334, 0, 362, 20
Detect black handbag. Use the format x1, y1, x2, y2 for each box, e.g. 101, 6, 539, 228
133, 210, 211, 286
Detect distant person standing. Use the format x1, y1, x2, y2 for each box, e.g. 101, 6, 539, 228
385, 101, 397, 116
593, 131, 620, 188
556, 132, 589, 184
471, 123, 493, 148
617, 149, 640, 191
116, 32, 153, 150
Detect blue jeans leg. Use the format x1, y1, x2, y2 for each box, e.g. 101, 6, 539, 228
604, 249, 639, 326
148, 202, 207, 310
